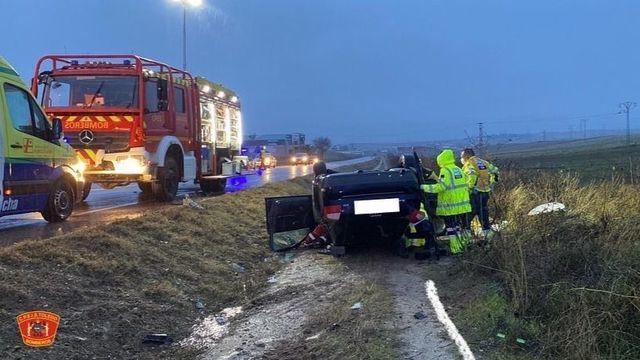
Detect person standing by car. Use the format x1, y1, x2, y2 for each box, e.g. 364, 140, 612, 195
460, 148, 499, 239
422, 149, 472, 254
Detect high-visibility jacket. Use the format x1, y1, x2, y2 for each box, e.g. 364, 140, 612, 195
421, 149, 472, 216
462, 156, 499, 193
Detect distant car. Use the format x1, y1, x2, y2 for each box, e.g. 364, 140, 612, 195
290, 152, 318, 165
253, 153, 277, 169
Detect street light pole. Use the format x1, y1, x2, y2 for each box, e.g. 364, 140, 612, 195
172, 0, 203, 71
182, 5, 187, 70
619, 101, 637, 145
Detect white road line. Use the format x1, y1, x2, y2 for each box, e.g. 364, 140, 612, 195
424, 280, 475, 360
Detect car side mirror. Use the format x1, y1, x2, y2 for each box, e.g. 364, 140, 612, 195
51, 118, 63, 140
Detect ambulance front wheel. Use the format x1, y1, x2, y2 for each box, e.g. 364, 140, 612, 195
81, 182, 92, 201
42, 180, 74, 223
138, 182, 153, 194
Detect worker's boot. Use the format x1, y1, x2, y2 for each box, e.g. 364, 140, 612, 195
483, 229, 495, 241
449, 234, 463, 255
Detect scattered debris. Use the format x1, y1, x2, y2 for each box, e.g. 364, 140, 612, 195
195, 300, 205, 311
215, 315, 227, 325
231, 263, 246, 273
351, 302, 363, 310
414, 311, 427, 320
305, 332, 323, 341
516, 338, 527, 345
279, 252, 295, 263
267, 276, 278, 284
496, 333, 506, 339
142, 333, 173, 345
528, 202, 566, 216
330, 323, 340, 331
182, 194, 205, 210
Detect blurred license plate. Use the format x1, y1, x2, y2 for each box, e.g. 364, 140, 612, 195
354, 198, 400, 215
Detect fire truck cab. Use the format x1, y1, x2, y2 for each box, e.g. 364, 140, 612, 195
32, 55, 241, 201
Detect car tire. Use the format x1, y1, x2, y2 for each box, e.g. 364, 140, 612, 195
153, 157, 179, 201
41, 179, 75, 222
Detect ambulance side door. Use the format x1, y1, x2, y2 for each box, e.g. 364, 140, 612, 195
1, 81, 56, 213
0, 83, 5, 212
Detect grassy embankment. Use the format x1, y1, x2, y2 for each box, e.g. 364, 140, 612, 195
0, 160, 379, 359
439, 141, 640, 359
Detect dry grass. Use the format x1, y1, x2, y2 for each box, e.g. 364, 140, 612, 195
0, 180, 310, 359
468, 172, 640, 359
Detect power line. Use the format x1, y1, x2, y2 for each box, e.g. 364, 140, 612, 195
618, 101, 636, 145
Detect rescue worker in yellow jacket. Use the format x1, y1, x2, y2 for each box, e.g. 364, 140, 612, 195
460, 148, 499, 238
421, 149, 472, 254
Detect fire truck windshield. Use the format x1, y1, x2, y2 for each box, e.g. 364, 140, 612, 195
44, 76, 138, 109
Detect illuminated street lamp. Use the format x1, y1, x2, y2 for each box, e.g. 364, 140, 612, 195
172, 0, 203, 70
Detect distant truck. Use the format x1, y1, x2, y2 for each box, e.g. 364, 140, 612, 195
0, 56, 84, 222
31, 54, 242, 201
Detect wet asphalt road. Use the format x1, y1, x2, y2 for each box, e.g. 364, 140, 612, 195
0, 157, 374, 246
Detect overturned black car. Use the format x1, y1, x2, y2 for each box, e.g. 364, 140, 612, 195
265, 154, 442, 256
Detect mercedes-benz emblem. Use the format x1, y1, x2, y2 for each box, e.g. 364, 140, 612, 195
79, 129, 95, 145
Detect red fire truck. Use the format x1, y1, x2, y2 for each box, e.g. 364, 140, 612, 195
31, 55, 242, 201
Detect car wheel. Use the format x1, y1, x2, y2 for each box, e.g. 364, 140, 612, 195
42, 180, 75, 222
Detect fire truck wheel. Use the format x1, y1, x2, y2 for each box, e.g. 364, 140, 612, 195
138, 182, 153, 194
42, 180, 75, 223
153, 157, 179, 201
81, 182, 92, 201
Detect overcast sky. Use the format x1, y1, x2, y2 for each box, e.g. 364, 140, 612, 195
5, 0, 640, 144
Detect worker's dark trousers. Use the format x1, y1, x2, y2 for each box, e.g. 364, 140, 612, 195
443, 214, 470, 232
471, 192, 491, 230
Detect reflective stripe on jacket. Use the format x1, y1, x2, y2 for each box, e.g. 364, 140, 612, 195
462, 156, 499, 193
421, 149, 472, 216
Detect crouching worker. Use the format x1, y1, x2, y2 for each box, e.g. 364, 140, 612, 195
422, 149, 472, 255
404, 204, 440, 260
